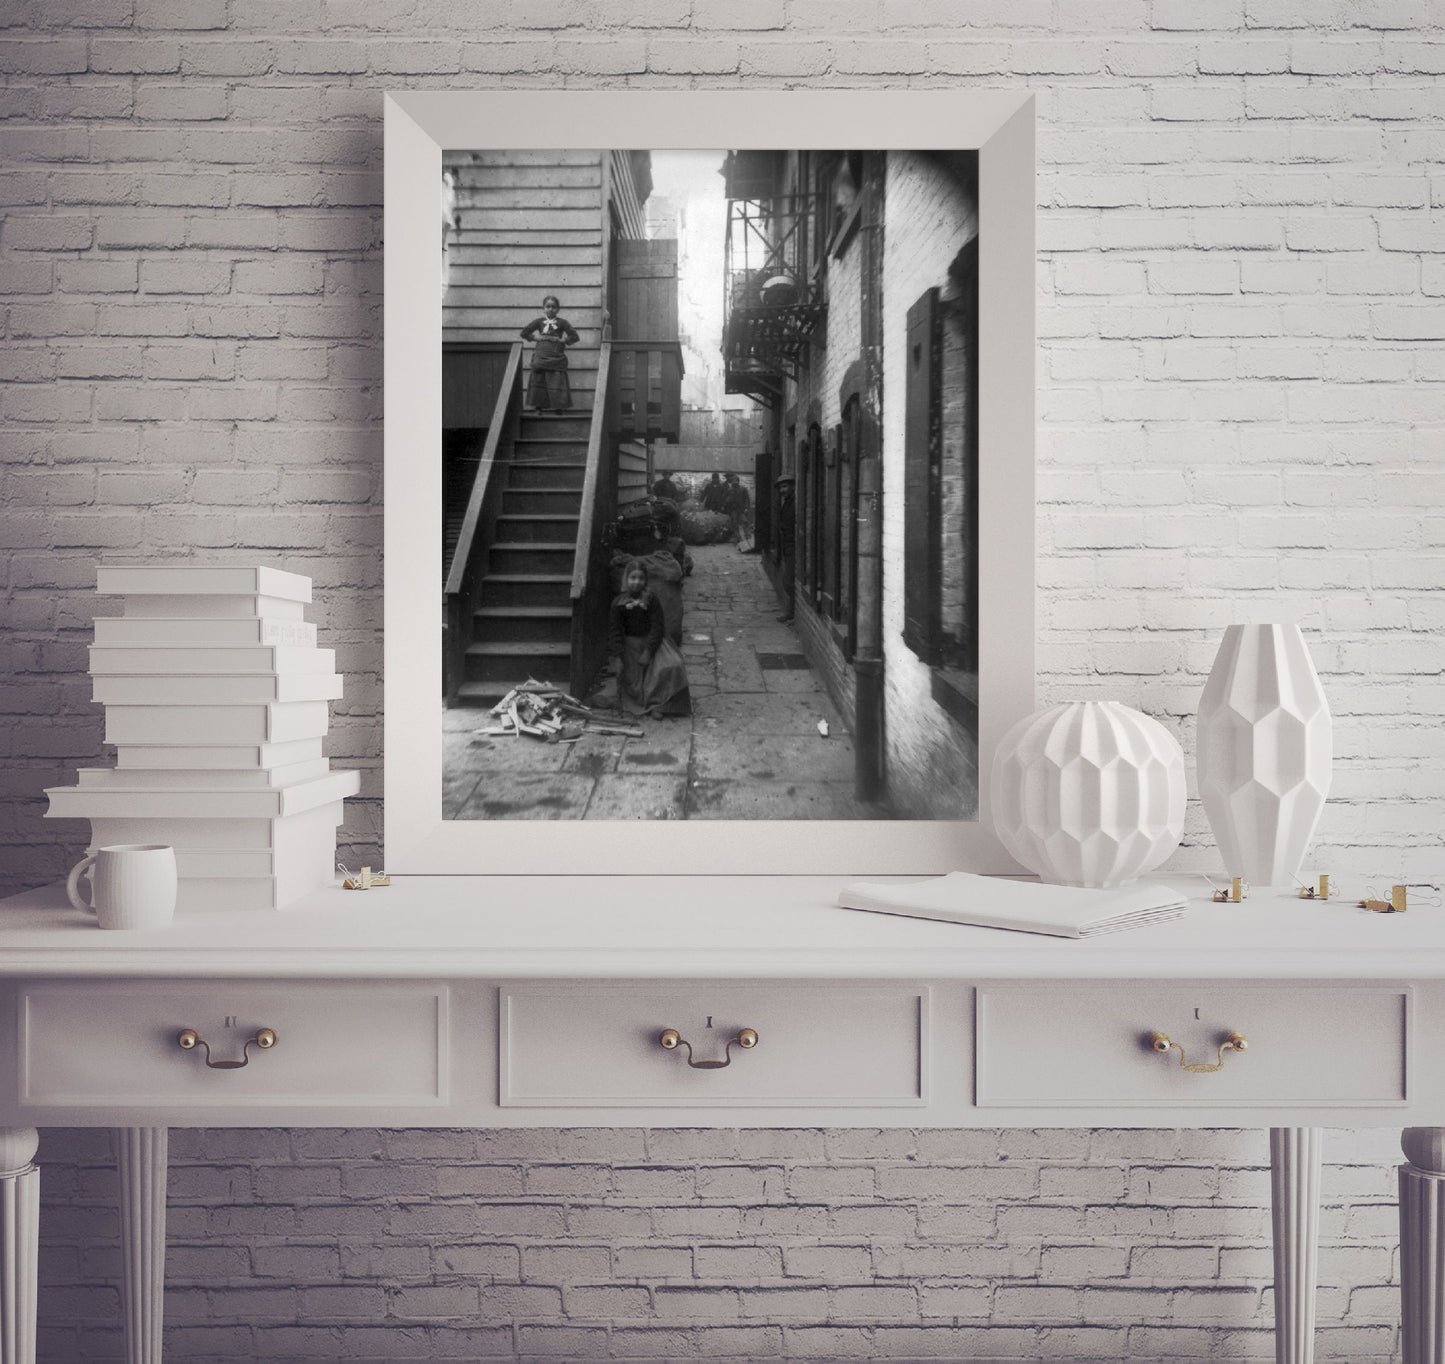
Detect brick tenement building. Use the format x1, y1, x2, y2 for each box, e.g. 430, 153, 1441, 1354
725, 149, 981, 817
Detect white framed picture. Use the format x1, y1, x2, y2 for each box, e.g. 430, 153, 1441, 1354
384, 89, 1035, 874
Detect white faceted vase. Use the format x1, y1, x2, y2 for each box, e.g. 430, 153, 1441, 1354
990, 701, 1187, 888
1196, 623, 1331, 886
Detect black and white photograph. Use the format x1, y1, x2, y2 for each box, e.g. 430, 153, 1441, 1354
441, 146, 980, 822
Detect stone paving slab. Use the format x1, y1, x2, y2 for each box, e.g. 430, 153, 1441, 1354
762, 667, 829, 694
559, 732, 625, 778
442, 707, 480, 733
684, 779, 882, 820
585, 774, 687, 820
617, 727, 692, 774
449, 732, 574, 773
442, 767, 483, 820
714, 640, 767, 694
746, 628, 809, 648
691, 692, 844, 735
453, 773, 594, 820
691, 733, 856, 784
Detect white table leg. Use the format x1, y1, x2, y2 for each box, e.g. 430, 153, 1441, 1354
1401, 1127, 1445, 1364
1270, 1126, 1322, 1364
114, 1128, 168, 1364
0, 1130, 39, 1364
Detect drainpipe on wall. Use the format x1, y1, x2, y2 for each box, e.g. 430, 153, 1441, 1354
854, 151, 886, 803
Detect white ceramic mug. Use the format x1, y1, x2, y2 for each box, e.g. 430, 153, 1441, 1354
66, 844, 177, 930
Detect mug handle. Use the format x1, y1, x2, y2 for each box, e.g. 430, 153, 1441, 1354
66, 853, 99, 914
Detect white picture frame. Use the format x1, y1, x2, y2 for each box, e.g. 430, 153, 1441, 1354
384, 89, 1035, 874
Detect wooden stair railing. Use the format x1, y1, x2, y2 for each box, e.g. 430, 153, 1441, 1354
443, 342, 524, 707
569, 341, 615, 699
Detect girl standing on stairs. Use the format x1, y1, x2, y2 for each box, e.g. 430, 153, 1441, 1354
520, 294, 580, 413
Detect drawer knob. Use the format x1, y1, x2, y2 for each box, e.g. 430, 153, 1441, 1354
176, 1027, 278, 1070
1150, 1030, 1247, 1073
658, 1027, 759, 1070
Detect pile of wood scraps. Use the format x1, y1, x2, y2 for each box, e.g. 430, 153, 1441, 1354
474, 681, 644, 743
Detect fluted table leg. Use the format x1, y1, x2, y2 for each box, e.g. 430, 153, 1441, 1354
0, 1130, 39, 1364
114, 1128, 168, 1364
1270, 1127, 1322, 1364
1401, 1127, 1445, 1364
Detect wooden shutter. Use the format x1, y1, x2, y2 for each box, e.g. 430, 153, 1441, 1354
903, 288, 941, 663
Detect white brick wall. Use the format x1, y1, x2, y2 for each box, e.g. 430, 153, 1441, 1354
34, 1125, 1410, 1361
3, 0, 1441, 1358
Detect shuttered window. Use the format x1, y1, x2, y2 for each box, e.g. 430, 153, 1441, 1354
903, 288, 942, 665
840, 406, 859, 659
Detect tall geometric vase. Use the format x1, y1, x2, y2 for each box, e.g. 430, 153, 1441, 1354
1196, 624, 1331, 886
990, 700, 1187, 888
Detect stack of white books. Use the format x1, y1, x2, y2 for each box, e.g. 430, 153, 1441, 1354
45, 565, 360, 912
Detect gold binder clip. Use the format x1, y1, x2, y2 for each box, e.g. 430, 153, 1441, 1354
1359, 885, 1405, 913
339, 862, 390, 891
1208, 876, 1247, 903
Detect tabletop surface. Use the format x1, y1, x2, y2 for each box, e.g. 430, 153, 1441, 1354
0, 875, 1436, 980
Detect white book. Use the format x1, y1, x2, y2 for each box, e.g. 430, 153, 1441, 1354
78, 759, 332, 790
837, 872, 1189, 940
94, 617, 318, 648
103, 700, 331, 746
113, 738, 324, 770
85, 801, 343, 851
168, 837, 336, 882
121, 594, 306, 621
96, 564, 312, 603
90, 645, 334, 676
47, 769, 358, 820
173, 871, 330, 913
92, 673, 342, 706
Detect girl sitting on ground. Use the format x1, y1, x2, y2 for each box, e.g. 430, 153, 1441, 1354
607, 558, 690, 718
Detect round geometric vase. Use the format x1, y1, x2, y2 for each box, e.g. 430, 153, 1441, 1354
989, 701, 1187, 888
1196, 623, 1331, 887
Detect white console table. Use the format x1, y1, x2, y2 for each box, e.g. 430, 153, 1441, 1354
1, 875, 1442, 1363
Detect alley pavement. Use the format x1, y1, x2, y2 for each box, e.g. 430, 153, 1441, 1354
443, 543, 887, 820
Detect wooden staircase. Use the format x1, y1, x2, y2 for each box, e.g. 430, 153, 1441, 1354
444, 151, 605, 707
455, 412, 592, 707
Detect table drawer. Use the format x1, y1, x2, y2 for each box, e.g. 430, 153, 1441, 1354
19, 981, 448, 1109
975, 983, 1409, 1109
500, 984, 928, 1107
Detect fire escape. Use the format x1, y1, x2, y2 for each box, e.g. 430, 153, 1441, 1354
722, 151, 827, 407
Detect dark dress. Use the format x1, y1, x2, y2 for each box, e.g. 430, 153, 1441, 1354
607, 590, 690, 717
520, 315, 580, 410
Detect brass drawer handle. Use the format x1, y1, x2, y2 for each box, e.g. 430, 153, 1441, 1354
659, 1027, 758, 1070
177, 1027, 278, 1070
1150, 1030, 1247, 1073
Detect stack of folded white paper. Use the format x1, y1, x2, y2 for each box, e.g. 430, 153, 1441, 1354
45, 565, 360, 912
838, 872, 1188, 939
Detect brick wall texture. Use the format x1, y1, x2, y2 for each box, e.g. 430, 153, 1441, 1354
2, 0, 1442, 1359
881, 150, 981, 821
